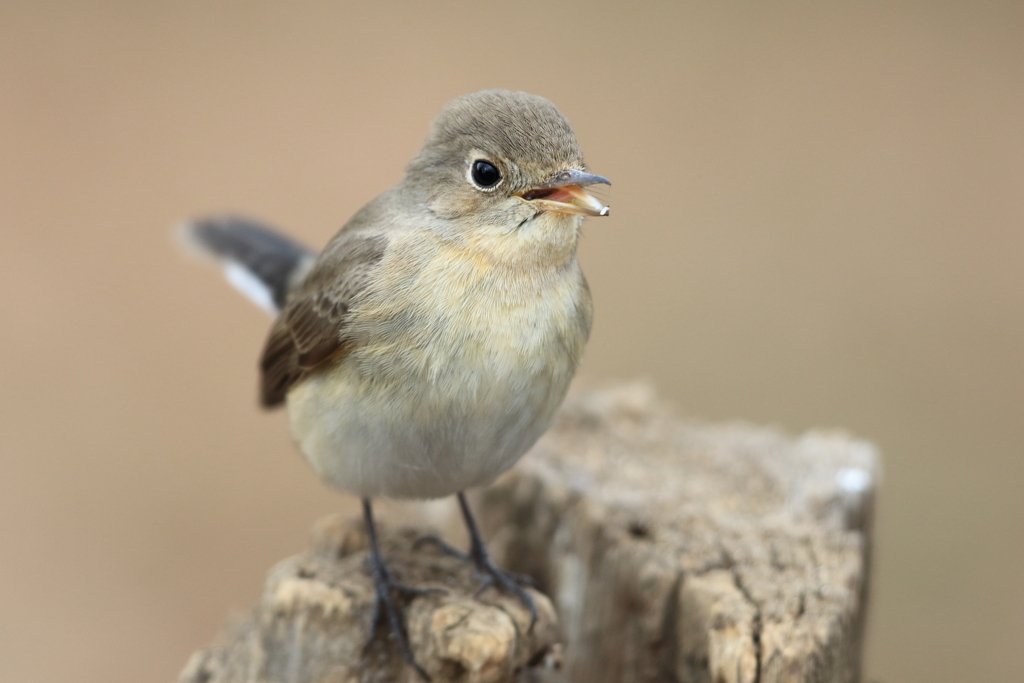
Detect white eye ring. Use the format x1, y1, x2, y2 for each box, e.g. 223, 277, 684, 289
468, 158, 503, 191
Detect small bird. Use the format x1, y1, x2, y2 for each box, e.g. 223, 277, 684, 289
183, 89, 609, 678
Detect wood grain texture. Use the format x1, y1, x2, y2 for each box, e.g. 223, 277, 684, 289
180, 384, 878, 683
179, 516, 561, 683
476, 384, 879, 683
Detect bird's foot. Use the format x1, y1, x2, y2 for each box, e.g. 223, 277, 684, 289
415, 534, 538, 632
467, 550, 538, 632
413, 534, 470, 562
363, 555, 441, 681
414, 535, 535, 586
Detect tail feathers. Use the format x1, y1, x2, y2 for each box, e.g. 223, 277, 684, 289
180, 215, 316, 315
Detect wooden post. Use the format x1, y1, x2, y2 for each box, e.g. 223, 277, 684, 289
180, 384, 878, 683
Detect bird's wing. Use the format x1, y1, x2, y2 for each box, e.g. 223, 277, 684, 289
259, 231, 388, 407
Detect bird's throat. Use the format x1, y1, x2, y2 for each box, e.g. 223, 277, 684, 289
467, 211, 582, 271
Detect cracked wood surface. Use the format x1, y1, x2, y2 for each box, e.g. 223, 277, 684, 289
473, 384, 878, 682
179, 518, 561, 683
179, 384, 878, 683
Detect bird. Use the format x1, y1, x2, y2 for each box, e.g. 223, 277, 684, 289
181, 89, 609, 679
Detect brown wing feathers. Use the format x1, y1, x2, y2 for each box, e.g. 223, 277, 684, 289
259, 233, 387, 408
259, 319, 309, 407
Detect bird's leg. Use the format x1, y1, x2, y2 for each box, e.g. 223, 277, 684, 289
413, 494, 538, 629
413, 495, 534, 587
460, 492, 540, 630
362, 498, 433, 681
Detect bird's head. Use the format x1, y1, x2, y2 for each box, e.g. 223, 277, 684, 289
404, 90, 609, 254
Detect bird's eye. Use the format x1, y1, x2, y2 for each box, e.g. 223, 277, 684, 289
471, 159, 502, 189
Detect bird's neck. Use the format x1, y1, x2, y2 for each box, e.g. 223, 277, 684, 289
461, 212, 582, 273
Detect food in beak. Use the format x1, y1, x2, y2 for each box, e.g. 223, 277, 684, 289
521, 184, 610, 216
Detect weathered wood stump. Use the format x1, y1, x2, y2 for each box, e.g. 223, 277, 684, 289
180, 384, 879, 683
474, 384, 878, 683
178, 518, 560, 683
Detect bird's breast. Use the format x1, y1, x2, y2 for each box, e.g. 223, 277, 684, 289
349, 236, 592, 406
284, 234, 592, 498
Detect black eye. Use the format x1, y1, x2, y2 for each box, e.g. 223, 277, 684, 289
471, 159, 502, 188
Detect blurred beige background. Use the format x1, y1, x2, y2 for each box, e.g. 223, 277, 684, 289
1, 2, 1021, 682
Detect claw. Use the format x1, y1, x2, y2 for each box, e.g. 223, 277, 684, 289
412, 495, 541, 633
472, 559, 538, 632
450, 493, 541, 633
472, 575, 493, 599
413, 535, 470, 562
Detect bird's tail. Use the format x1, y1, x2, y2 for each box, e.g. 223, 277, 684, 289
179, 216, 316, 315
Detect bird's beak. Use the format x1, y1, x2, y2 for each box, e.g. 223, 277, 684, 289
518, 169, 611, 217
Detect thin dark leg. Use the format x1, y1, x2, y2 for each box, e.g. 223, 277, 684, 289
413, 494, 538, 629
456, 492, 538, 631
414, 496, 535, 587
362, 498, 431, 681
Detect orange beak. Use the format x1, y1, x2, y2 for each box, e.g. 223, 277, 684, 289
519, 170, 610, 217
